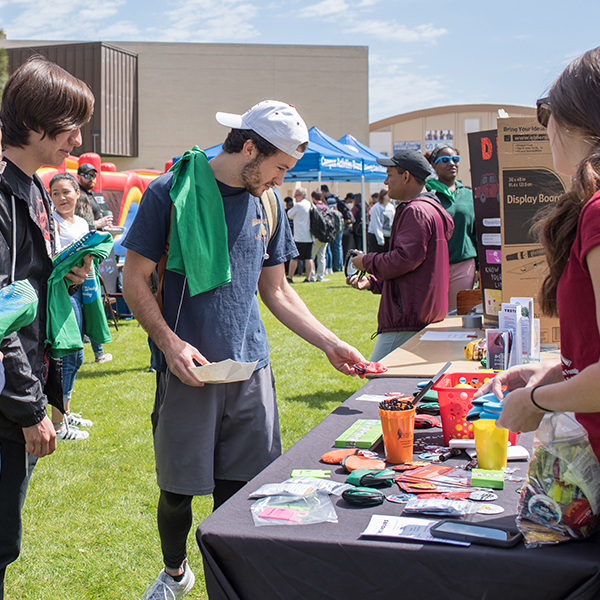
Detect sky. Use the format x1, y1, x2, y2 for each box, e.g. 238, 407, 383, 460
1, 0, 599, 122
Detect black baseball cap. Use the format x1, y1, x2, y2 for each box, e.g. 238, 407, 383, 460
377, 150, 432, 181
77, 163, 97, 175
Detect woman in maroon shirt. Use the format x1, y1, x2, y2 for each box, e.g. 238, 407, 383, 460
477, 46, 600, 460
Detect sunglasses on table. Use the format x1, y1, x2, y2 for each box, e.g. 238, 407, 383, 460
81, 173, 97, 180
434, 155, 460, 165
536, 97, 551, 128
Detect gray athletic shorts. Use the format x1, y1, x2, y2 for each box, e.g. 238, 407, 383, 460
152, 364, 281, 496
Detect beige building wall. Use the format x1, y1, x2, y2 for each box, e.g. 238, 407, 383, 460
1, 40, 369, 172
370, 104, 536, 185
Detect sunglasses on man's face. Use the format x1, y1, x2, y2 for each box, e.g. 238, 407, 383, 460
434, 155, 460, 165
82, 173, 97, 180
536, 97, 551, 128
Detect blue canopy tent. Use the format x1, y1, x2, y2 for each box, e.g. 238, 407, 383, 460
307, 127, 364, 180
285, 139, 363, 181
338, 133, 388, 180
309, 127, 391, 250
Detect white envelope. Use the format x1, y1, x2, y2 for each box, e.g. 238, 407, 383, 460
188, 359, 258, 384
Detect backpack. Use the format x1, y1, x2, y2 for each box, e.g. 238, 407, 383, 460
336, 199, 353, 223
330, 208, 344, 234
309, 205, 337, 243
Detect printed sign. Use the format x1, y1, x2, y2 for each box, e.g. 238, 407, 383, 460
468, 130, 501, 324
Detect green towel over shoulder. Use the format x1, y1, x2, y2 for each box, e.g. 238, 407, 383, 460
167, 146, 231, 296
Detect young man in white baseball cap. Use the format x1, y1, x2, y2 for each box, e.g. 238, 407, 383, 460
123, 100, 365, 599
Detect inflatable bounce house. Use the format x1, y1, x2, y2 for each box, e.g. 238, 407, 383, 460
37, 152, 172, 259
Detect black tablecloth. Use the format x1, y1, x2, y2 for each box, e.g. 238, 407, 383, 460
197, 378, 600, 600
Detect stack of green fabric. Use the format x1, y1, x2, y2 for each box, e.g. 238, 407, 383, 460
47, 232, 114, 358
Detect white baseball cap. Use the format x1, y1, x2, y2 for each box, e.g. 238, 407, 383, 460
216, 100, 309, 160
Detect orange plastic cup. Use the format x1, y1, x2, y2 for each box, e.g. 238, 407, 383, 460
378, 406, 416, 464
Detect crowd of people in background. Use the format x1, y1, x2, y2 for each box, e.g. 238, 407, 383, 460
284, 152, 477, 313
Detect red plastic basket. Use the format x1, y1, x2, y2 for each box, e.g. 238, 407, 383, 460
433, 372, 497, 445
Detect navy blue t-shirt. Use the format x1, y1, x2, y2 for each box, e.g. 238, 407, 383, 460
123, 171, 297, 371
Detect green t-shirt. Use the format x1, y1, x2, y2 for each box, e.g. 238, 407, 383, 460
426, 178, 478, 266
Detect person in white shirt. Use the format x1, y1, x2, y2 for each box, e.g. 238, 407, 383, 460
287, 187, 314, 282
50, 173, 94, 441
367, 188, 395, 253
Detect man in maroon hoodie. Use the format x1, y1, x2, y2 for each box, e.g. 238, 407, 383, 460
347, 150, 454, 361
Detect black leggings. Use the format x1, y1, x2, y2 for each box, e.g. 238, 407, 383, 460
157, 479, 247, 569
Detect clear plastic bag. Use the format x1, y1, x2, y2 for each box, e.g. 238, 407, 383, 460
403, 498, 479, 517
517, 412, 600, 547
250, 490, 338, 526
248, 477, 352, 499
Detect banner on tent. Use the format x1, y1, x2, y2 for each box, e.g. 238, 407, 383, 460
320, 157, 362, 172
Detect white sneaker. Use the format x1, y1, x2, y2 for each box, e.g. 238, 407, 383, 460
56, 423, 89, 441
66, 412, 93, 427
142, 561, 195, 600
95, 353, 113, 364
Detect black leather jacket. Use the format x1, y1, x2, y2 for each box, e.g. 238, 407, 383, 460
0, 159, 62, 443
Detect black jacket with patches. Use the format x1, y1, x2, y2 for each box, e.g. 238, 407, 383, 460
0, 159, 62, 443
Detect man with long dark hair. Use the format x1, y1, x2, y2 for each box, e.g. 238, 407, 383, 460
0, 56, 94, 599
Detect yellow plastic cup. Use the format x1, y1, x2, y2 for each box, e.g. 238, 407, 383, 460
473, 419, 509, 470
378, 407, 416, 464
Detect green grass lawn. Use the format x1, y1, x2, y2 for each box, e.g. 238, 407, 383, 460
6, 271, 380, 600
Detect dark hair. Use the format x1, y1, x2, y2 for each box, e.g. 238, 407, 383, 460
49, 172, 80, 192
534, 46, 600, 317
311, 191, 322, 202
378, 189, 388, 202
321, 184, 330, 193
222, 128, 280, 158
344, 192, 354, 201
0, 55, 94, 149
425, 145, 459, 165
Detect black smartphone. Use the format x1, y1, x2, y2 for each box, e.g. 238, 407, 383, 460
430, 520, 523, 548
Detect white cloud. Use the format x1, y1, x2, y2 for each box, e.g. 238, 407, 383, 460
158, 0, 260, 42
369, 54, 447, 121
346, 20, 448, 43
297, 0, 348, 19
4, 0, 125, 40
96, 21, 142, 41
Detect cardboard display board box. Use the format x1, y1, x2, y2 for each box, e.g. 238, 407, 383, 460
498, 116, 567, 346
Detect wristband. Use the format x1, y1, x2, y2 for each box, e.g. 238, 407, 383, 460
530, 385, 553, 412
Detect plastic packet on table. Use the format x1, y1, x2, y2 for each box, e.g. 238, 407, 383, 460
249, 482, 317, 499
517, 412, 600, 547
251, 491, 338, 526
402, 498, 479, 517
282, 476, 353, 496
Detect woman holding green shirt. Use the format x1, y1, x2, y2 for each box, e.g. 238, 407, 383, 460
426, 145, 478, 311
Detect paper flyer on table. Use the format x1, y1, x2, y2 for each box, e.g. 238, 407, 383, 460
355, 394, 389, 403
360, 515, 470, 546
189, 359, 258, 384
420, 331, 477, 342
